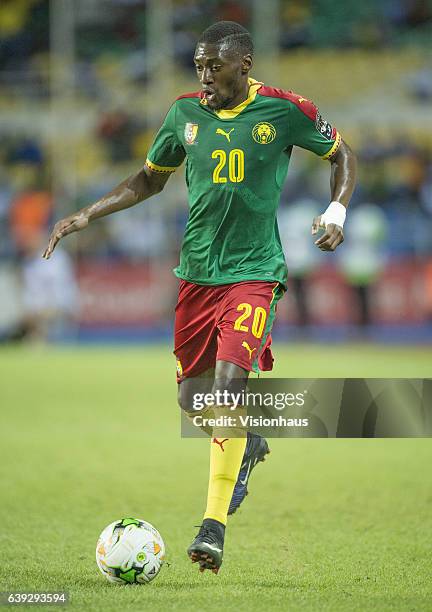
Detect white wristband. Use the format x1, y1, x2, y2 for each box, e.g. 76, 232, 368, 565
320, 201, 346, 228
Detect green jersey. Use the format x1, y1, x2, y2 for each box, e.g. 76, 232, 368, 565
146, 78, 341, 287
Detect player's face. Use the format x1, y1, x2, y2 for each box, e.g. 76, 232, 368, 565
194, 43, 250, 110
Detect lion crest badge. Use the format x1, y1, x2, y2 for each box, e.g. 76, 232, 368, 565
252, 122, 276, 144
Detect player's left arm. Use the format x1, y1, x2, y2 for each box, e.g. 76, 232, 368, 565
312, 140, 357, 251
286, 95, 357, 252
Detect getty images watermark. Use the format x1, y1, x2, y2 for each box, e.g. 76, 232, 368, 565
191, 389, 309, 429
181, 378, 432, 438
192, 389, 307, 410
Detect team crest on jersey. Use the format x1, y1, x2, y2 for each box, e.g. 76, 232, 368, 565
252, 122, 276, 144
184, 123, 199, 144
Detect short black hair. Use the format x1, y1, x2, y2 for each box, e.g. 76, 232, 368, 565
198, 21, 254, 57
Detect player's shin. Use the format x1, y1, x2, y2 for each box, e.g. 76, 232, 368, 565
204, 406, 247, 526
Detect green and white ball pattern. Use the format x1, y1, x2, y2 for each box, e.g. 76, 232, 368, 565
96, 518, 165, 584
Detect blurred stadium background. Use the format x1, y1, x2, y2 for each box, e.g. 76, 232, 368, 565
0, 0, 432, 347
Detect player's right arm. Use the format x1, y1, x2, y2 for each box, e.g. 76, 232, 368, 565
43, 100, 185, 259
43, 166, 170, 259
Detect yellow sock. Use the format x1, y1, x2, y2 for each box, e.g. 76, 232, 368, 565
204, 416, 247, 525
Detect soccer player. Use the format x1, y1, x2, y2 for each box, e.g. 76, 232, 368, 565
43, 21, 356, 574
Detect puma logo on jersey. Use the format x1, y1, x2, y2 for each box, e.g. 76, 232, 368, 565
216, 127, 234, 142
298, 97, 306, 103
242, 341, 256, 360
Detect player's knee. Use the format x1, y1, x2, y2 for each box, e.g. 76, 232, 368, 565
177, 383, 205, 413
178, 375, 215, 412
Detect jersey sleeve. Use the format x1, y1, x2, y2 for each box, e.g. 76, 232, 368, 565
287, 95, 341, 159
145, 102, 186, 173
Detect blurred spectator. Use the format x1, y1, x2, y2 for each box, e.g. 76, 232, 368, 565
0, 0, 48, 70
419, 158, 432, 215
338, 204, 388, 326
108, 209, 167, 259
405, 0, 432, 27
9, 173, 52, 254
278, 199, 321, 326
280, 0, 312, 49
0, 0, 33, 69
216, 1, 249, 25
20, 230, 78, 342
7, 137, 44, 165
4, 165, 79, 341
0, 181, 13, 259
97, 110, 142, 163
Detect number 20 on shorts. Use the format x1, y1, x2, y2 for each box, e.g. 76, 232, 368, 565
234, 303, 267, 338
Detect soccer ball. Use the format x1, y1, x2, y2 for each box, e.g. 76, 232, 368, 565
96, 517, 165, 584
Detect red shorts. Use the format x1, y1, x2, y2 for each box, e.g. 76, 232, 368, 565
174, 280, 285, 382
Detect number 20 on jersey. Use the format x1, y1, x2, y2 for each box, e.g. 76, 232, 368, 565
212, 149, 244, 183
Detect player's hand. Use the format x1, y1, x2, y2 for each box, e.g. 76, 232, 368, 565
43, 212, 90, 259
311, 215, 344, 252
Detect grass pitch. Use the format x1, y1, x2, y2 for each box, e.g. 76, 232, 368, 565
0, 343, 431, 611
